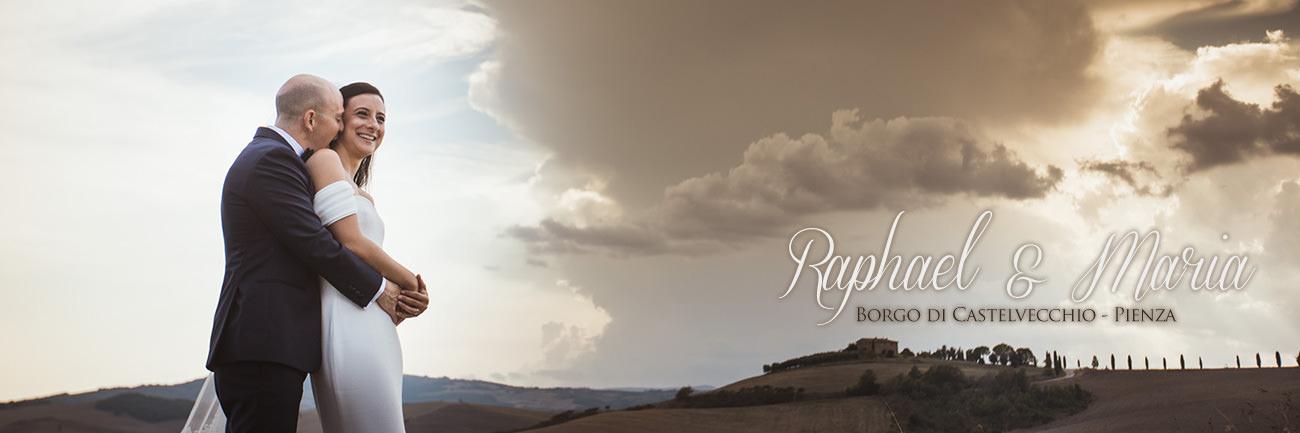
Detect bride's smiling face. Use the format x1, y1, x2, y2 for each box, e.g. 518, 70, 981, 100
338, 93, 386, 157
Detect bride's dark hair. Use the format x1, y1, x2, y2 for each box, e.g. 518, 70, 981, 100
331, 82, 384, 187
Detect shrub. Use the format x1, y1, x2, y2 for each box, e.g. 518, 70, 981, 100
764, 350, 863, 373
674, 386, 694, 401
673, 386, 804, 409
880, 367, 1092, 433
989, 369, 1030, 393
882, 365, 969, 400
846, 370, 880, 396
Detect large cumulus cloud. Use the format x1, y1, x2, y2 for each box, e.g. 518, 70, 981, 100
509, 111, 1062, 256
474, 0, 1100, 206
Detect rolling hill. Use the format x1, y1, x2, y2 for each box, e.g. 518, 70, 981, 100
1021, 368, 1300, 432
519, 356, 1300, 433
294, 401, 553, 433
521, 357, 1047, 433
721, 357, 1019, 395
2, 375, 677, 413
0, 401, 185, 433
527, 397, 895, 433
9, 351, 1297, 432
0, 375, 680, 433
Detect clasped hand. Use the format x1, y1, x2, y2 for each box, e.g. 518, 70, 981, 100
379, 274, 429, 325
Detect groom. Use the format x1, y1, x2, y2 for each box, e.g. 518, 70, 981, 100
206, 74, 428, 433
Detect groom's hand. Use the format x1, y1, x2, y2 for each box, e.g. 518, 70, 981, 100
377, 279, 405, 325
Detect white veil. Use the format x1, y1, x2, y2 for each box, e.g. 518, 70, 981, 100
180, 374, 226, 433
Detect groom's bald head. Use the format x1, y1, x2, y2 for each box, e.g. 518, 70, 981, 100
275, 74, 337, 122
273, 74, 343, 149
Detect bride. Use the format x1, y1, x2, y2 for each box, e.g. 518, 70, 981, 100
185, 82, 419, 433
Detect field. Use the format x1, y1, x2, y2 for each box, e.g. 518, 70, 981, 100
1021, 368, 1300, 432
525, 358, 1042, 432
528, 397, 895, 433
0, 402, 184, 433
517, 360, 1300, 432
0, 400, 550, 433
296, 401, 551, 433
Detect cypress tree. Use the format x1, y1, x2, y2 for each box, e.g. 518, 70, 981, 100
1127, 355, 1132, 370
1180, 354, 1185, 370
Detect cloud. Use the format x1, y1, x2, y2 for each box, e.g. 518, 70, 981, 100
1079, 160, 1172, 196
510, 110, 1063, 256
1267, 181, 1300, 262
1087, 0, 1299, 35
1168, 80, 1300, 172
1083, 29, 1300, 185
539, 321, 599, 369
475, 0, 1100, 206
68, 0, 496, 81
1138, 1, 1300, 49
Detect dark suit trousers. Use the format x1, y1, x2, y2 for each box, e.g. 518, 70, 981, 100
213, 361, 308, 433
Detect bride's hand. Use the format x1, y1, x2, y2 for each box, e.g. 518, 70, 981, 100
398, 274, 430, 319
395, 272, 420, 299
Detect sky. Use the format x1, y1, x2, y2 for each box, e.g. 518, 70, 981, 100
2, 0, 1300, 402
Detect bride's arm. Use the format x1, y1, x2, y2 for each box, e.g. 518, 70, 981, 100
305, 149, 419, 295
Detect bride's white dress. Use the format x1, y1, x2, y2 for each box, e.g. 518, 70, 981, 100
183, 180, 404, 433
312, 180, 405, 432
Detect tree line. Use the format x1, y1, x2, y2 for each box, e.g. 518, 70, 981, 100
1078, 350, 1300, 370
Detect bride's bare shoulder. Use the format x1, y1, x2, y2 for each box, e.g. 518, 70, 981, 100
304, 148, 342, 170
304, 149, 348, 191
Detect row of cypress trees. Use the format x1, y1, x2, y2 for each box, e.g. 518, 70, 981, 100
1072, 351, 1299, 370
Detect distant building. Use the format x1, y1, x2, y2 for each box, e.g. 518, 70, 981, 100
855, 337, 898, 356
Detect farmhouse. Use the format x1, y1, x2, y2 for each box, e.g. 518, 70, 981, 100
855, 337, 898, 356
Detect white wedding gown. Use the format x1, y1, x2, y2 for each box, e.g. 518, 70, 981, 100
184, 180, 404, 433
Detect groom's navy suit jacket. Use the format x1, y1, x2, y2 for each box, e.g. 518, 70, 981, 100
207, 127, 382, 373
